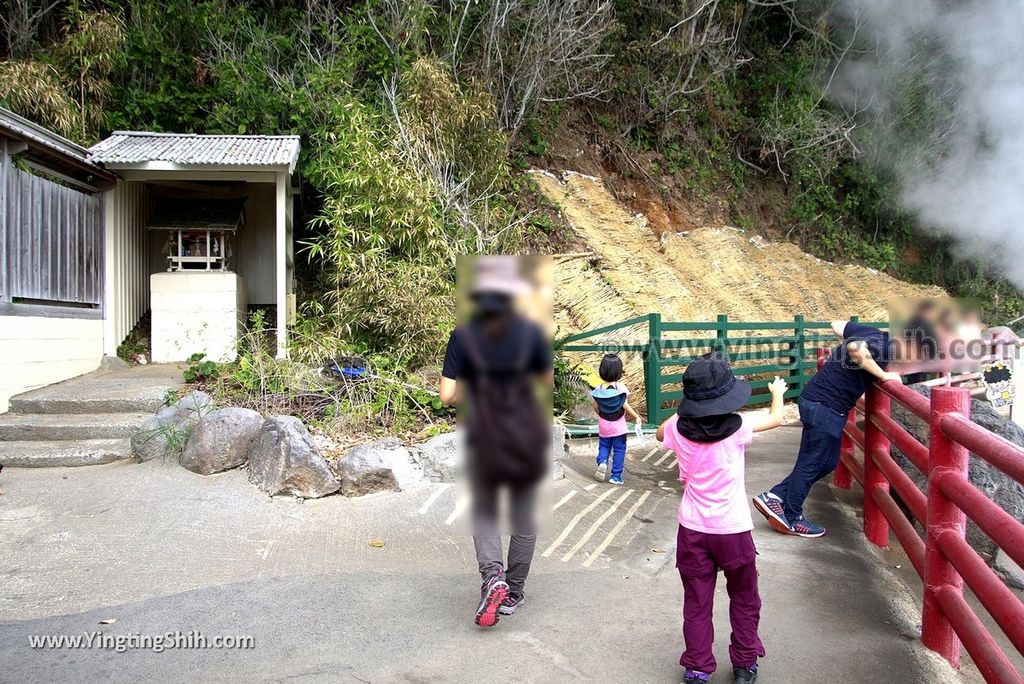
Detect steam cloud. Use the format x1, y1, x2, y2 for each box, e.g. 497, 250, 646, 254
824, 0, 1024, 291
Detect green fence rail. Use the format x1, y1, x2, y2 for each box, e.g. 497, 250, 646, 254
563, 314, 887, 426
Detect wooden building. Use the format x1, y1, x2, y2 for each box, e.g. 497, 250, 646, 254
0, 107, 300, 411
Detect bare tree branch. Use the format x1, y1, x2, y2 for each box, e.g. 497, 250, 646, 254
1, 0, 63, 59
443, 0, 615, 139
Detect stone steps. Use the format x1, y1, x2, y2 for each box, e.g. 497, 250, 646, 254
2, 363, 183, 467
0, 412, 152, 441
9, 394, 165, 415
0, 439, 131, 467
8, 366, 180, 415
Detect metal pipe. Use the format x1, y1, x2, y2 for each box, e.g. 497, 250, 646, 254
868, 447, 927, 524
839, 451, 865, 486
864, 385, 891, 547
938, 413, 1024, 486
844, 422, 865, 449
934, 469, 1024, 574
876, 378, 931, 421
869, 410, 929, 474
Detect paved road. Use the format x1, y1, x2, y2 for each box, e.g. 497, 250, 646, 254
1, 426, 971, 682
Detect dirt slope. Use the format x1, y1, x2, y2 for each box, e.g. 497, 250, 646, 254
538, 169, 944, 406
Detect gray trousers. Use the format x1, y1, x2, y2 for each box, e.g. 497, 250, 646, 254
471, 480, 538, 597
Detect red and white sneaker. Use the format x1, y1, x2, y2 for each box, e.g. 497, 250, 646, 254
475, 575, 509, 627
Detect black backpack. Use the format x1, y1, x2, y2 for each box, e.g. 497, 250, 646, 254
461, 323, 549, 487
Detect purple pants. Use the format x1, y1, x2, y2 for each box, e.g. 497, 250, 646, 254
676, 525, 765, 673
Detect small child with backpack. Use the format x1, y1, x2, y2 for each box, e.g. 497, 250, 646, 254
591, 353, 641, 485
657, 351, 788, 684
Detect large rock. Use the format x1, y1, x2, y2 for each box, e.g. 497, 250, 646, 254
180, 407, 263, 475
130, 391, 216, 462
570, 402, 596, 423
890, 384, 1024, 561
336, 438, 425, 497
175, 390, 215, 418
100, 355, 130, 371
248, 416, 340, 498
410, 424, 566, 483
413, 432, 458, 483
550, 423, 567, 481
994, 548, 1024, 590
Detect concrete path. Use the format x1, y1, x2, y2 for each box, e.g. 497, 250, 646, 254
0, 425, 973, 682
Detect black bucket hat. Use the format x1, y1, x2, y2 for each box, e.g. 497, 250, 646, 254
676, 351, 752, 418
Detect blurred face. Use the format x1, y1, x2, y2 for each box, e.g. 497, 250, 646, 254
457, 255, 553, 335
472, 291, 512, 316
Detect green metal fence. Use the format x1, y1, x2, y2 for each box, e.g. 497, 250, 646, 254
562, 314, 887, 426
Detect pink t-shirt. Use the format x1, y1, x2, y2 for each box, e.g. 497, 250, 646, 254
660, 414, 754, 534
596, 382, 629, 438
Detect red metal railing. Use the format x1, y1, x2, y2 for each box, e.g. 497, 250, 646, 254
832, 365, 1024, 683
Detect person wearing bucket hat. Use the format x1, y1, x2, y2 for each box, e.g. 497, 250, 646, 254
656, 351, 788, 684
440, 256, 552, 628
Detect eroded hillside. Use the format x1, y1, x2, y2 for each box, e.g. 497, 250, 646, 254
540, 169, 945, 403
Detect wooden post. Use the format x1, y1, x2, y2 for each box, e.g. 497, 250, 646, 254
863, 383, 891, 547
275, 171, 288, 358
644, 313, 662, 424
921, 386, 971, 668
102, 180, 118, 356
0, 138, 8, 305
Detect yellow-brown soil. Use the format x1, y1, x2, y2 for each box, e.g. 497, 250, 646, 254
538, 170, 945, 411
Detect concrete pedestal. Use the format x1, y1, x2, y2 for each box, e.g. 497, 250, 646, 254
151, 272, 246, 363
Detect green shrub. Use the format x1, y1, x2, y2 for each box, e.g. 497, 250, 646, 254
552, 337, 588, 416
183, 353, 219, 384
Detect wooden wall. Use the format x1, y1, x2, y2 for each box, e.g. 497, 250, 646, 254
0, 137, 107, 410
1, 138, 104, 311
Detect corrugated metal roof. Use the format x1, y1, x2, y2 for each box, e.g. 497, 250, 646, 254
0, 107, 112, 175
88, 131, 301, 172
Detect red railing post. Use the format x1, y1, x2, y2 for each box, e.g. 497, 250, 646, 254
921, 386, 971, 668
863, 383, 891, 546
